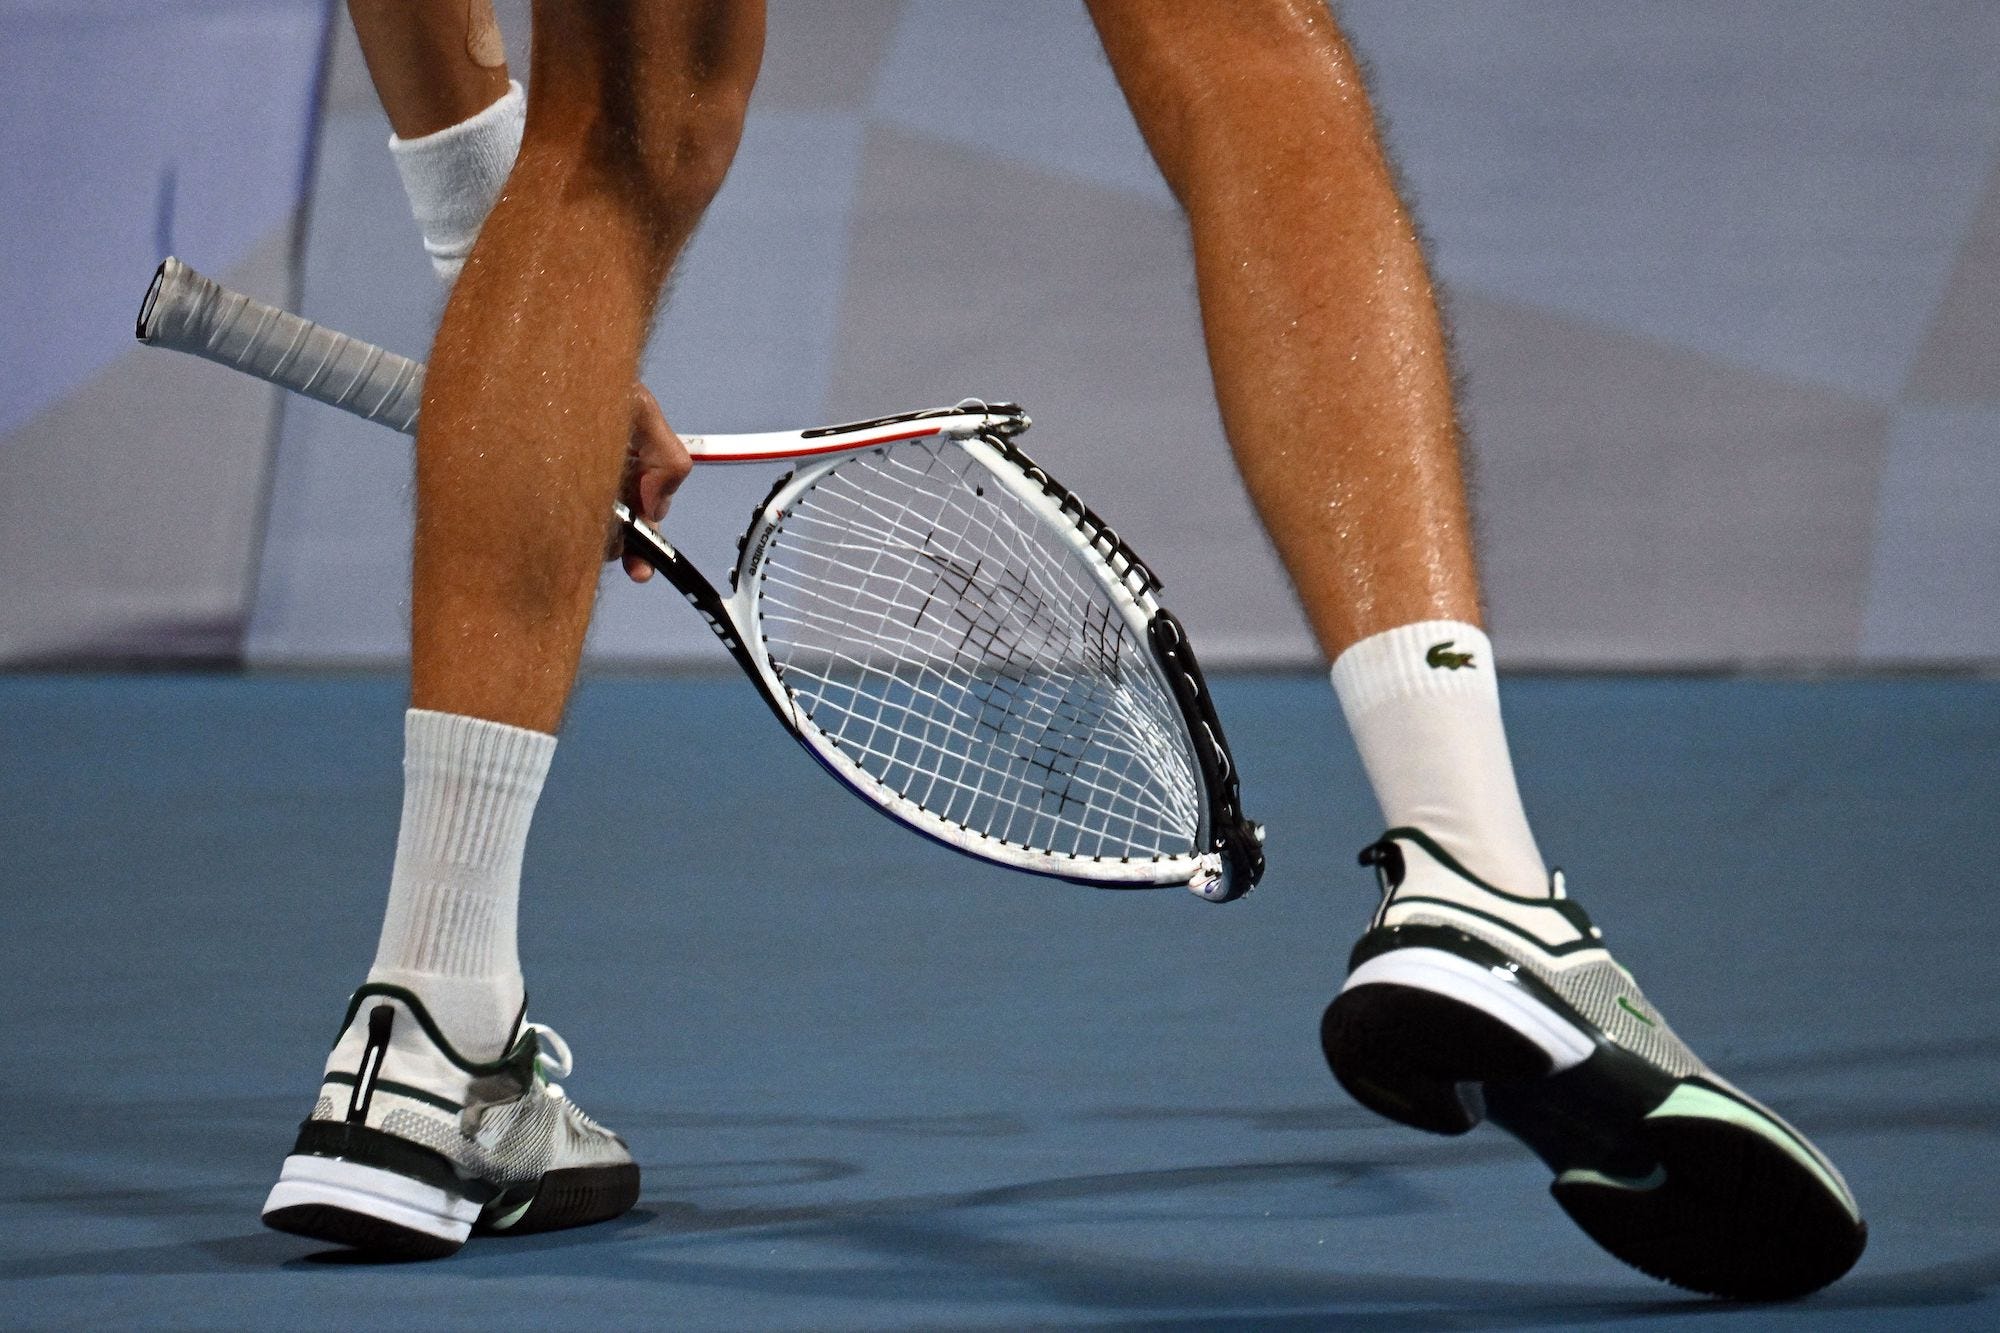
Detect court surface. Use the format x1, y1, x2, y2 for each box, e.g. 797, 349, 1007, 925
4, 671, 1995, 1329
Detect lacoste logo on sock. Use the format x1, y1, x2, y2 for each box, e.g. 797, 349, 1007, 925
1616, 996, 1656, 1027
1426, 641, 1476, 670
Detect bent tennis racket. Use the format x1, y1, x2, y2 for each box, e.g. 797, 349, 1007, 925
138, 258, 1264, 900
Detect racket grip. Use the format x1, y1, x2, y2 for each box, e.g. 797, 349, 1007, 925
137, 257, 424, 436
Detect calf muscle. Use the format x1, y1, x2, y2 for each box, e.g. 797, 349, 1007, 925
1090, 0, 1481, 657
409, 0, 765, 732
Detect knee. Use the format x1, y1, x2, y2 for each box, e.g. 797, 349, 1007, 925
645, 82, 753, 215
522, 3, 762, 226
531, 71, 753, 224
590, 93, 750, 237
1091, 1, 1366, 207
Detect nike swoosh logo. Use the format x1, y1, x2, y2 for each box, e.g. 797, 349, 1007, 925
1616, 996, 1656, 1027
1426, 641, 1476, 670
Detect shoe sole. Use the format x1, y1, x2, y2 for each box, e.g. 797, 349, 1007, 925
262, 1155, 478, 1259
480, 1162, 642, 1236
1322, 945, 1866, 1301
262, 1129, 642, 1258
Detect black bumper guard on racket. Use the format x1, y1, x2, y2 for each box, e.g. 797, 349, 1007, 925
1150, 611, 1265, 901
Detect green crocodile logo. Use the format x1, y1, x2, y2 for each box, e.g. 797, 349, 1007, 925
1425, 641, 1475, 670
1616, 996, 1656, 1027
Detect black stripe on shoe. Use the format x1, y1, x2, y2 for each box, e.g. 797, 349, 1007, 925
345, 1005, 395, 1123
288, 1120, 500, 1204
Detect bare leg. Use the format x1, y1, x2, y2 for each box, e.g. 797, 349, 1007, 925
336, 0, 756, 1057
1090, 0, 1544, 891
1088, 0, 1478, 660
348, 0, 512, 138
1087, 6, 1868, 1299
259, 7, 765, 1255
410, 0, 764, 733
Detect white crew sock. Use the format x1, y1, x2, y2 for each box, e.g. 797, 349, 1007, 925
1330, 620, 1548, 893
388, 80, 525, 284
368, 708, 553, 1060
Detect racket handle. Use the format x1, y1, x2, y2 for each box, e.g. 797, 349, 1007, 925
136, 258, 1023, 462
138, 257, 424, 436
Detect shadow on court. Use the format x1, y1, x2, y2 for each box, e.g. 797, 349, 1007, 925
3, 673, 1997, 1328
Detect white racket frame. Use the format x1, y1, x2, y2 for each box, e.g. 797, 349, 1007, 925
724, 433, 1219, 889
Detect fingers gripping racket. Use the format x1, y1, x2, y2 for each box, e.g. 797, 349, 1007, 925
138, 258, 1264, 900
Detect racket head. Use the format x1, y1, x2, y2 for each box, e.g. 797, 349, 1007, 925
729, 429, 1262, 899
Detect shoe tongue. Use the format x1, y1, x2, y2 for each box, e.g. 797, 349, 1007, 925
499, 1030, 541, 1081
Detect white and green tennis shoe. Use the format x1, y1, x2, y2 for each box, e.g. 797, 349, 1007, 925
262, 985, 638, 1259
1321, 828, 1865, 1300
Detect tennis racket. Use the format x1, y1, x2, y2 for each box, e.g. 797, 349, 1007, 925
138, 257, 1264, 900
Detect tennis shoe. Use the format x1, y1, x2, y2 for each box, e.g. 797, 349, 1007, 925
1320, 828, 1865, 1300
261, 984, 638, 1259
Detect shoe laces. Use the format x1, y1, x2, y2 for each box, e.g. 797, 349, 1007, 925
460, 1022, 575, 1136
525, 1022, 574, 1099
524, 1024, 619, 1137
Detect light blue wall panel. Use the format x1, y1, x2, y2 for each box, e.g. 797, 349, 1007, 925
9, 1, 1993, 668
0, 0, 326, 661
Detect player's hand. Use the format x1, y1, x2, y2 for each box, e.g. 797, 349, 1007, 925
617, 382, 693, 583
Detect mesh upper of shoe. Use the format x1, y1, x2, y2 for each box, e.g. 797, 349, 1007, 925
311, 994, 630, 1189
1379, 838, 1709, 1079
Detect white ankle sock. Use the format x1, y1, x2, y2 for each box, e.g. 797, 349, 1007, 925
388, 80, 525, 284
368, 708, 553, 1060
1330, 620, 1547, 893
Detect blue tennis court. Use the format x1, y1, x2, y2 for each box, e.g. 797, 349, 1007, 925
5, 671, 1994, 1328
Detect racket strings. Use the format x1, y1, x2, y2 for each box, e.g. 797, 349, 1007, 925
759, 550, 1172, 840
753, 444, 1201, 862
765, 457, 1188, 837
